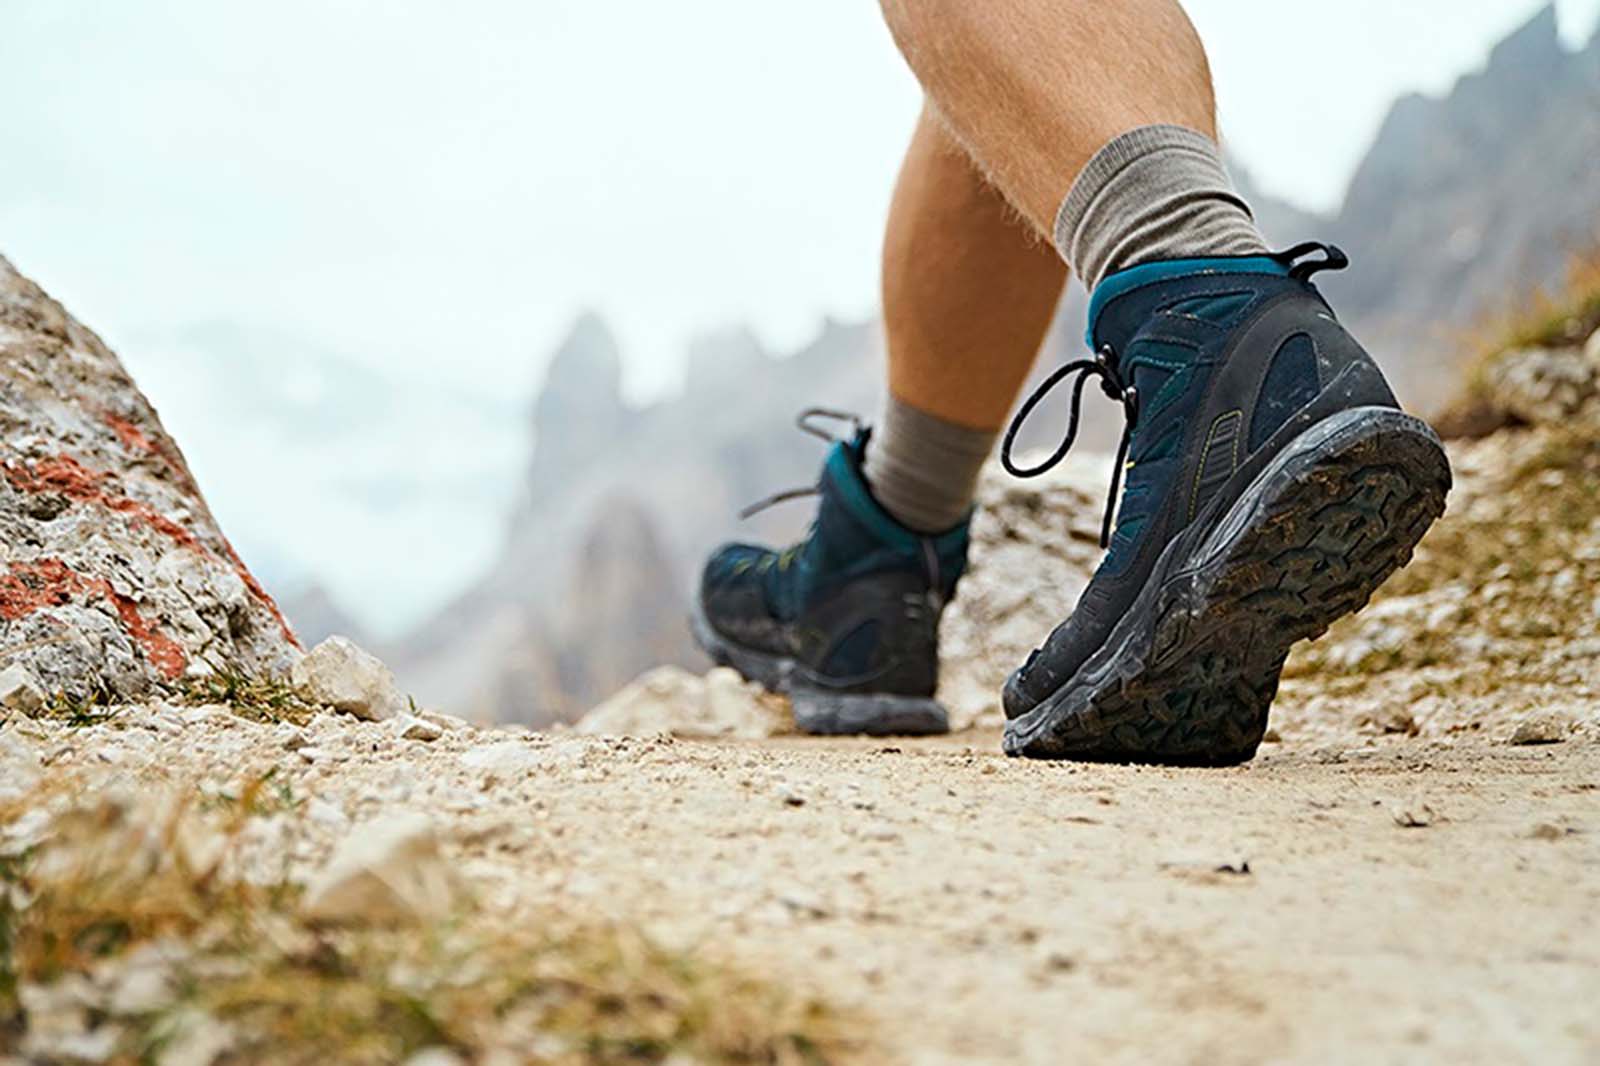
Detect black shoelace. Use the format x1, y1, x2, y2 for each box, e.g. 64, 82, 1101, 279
1000, 344, 1139, 549
998, 242, 1351, 549
737, 407, 863, 519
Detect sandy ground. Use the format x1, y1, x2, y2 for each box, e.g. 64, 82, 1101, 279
10, 706, 1594, 1065
501, 729, 1600, 1066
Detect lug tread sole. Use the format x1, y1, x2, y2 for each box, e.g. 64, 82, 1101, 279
1004, 411, 1451, 766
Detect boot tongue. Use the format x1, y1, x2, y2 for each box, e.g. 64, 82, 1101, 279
1087, 255, 1292, 365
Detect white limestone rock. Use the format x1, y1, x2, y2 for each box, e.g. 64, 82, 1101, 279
1509, 708, 1575, 745
0, 663, 46, 715
290, 636, 406, 722
302, 813, 459, 925
1482, 345, 1598, 426
396, 713, 443, 742
0, 725, 42, 801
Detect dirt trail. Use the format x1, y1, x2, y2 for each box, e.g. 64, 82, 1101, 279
6, 707, 1594, 1064
496, 730, 1600, 1065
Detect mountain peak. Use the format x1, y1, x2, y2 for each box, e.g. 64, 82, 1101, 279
1487, 4, 1561, 73
542, 312, 622, 402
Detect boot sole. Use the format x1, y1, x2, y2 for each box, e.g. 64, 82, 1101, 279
689, 603, 950, 737
1003, 406, 1451, 765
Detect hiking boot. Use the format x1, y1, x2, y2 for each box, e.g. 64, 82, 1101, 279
1000, 244, 1451, 765
692, 411, 969, 736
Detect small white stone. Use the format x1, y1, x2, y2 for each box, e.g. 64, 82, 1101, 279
420, 709, 470, 732
0, 664, 46, 715
1509, 709, 1574, 746
396, 714, 443, 742
289, 636, 407, 722
38, 1027, 121, 1064
273, 722, 308, 751
302, 813, 460, 925
305, 798, 349, 831
0, 727, 42, 798
404, 1050, 467, 1066
459, 741, 555, 777
1583, 326, 1600, 367
18, 975, 98, 1049
108, 962, 174, 1015
155, 1008, 233, 1066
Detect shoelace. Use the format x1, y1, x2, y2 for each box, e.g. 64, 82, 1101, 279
737, 407, 863, 519
999, 242, 1351, 549
1000, 345, 1139, 549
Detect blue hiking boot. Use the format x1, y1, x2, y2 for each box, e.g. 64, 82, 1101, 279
692, 411, 969, 736
1000, 244, 1451, 764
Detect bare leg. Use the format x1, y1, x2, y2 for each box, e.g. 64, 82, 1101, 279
877, 0, 1217, 236
860, 104, 1069, 533
882, 104, 1068, 432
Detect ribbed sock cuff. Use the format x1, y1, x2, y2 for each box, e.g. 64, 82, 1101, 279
1053, 124, 1268, 292
860, 396, 994, 534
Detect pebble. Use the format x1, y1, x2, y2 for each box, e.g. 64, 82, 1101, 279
274, 723, 309, 751
290, 636, 407, 722
0, 664, 46, 715
405, 1051, 468, 1066
302, 813, 460, 925
396, 714, 443, 742
1390, 801, 1436, 829
459, 741, 564, 777
778, 889, 831, 920
1508, 710, 1574, 745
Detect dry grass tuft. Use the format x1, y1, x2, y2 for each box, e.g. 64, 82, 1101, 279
178, 669, 322, 726
1, 791, 853, 1065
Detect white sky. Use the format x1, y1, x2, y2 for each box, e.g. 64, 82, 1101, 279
3, 1, 1595, 406
1, 1, 1596, 630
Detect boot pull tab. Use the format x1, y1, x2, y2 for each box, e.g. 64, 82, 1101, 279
1274, 242, 1350, 283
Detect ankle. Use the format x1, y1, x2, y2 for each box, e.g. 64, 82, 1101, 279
1053, 125, 1268, 293
861, 396, 992, 534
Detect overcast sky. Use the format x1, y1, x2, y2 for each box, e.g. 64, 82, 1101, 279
3, 1, 1596, 405
2, 1, 1596, 630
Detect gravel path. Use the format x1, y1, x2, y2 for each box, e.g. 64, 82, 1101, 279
6, 708, 1594, 1064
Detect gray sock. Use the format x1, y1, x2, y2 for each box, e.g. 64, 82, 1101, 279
862, 395, 994, 534
1053, 125, 1268, 293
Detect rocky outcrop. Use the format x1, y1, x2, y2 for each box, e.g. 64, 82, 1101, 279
1479, 339, 1600, 430
0, 256, 299, 700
